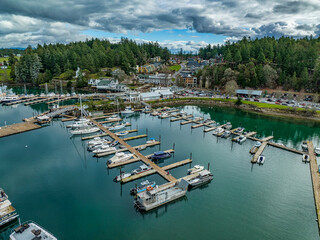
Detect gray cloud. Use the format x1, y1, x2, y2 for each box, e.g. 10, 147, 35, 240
0, 0, 319, 50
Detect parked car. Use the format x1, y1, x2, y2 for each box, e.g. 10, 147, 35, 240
254, 98, 259, 102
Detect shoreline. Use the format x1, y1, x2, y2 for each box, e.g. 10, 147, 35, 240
147, 98, 320, 123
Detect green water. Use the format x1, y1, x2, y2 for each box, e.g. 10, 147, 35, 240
0, 104, 320, 240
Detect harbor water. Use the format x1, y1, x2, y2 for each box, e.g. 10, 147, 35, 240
0, 103, 320, 240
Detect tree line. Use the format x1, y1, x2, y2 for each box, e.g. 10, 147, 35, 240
198, 36, 320, 92
9, 38, 171, 85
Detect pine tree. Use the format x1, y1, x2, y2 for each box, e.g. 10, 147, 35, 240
234, 50, 242, 64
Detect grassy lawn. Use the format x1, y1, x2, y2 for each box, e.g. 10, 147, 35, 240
0, 57, 9, 62
0, 67, 11, 81
169, 65, 181, 71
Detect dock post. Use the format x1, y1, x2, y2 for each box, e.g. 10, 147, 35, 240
146, 128, 148, 137
190, 152, 192, 160
208, 162, 210, 171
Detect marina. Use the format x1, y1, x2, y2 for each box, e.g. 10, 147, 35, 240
1, 99, 320, 239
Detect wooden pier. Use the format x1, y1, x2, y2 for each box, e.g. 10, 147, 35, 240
99, 118, 122, 124
191, 120, 215, 129
46, 96, 74, 105
92, 112, 120, 120
307, 141, 320, 231
170, 114, 193, 122
204, 123, 227, 133
24, 97, 55, 106
120, 159, 192, 183
90, 118, 177, 182
0, 121, 41, 138
251, 142, 268, 163
181, 117, 203, 125
123, 134, 147, 141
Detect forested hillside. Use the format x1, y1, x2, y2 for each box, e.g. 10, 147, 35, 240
9, 38, 170, 85
198, 37, 320, 92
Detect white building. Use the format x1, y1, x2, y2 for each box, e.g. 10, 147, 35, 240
96, 79, 129, 92
125, 91, 141, 102
140, 92, 161, 101
140, 74, 173, 85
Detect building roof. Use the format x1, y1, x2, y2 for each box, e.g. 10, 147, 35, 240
236, 89, 262, 95
140, 92, 161, 98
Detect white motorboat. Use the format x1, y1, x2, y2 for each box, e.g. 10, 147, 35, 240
88, 137, 105, 145
146, 138, 157, 144
224, 122, 232, 130
257, 155, 265, 164
131, 164, 152, 175
0, 189, 19, 227
315, 147, 320, 156
87, 141, 109, 151
188, 165, 205, 175
109, 123, 126, 131
114, 172, 132, 182
159, 112, 169, 118
1, 95, 19, 104
187, 170, 213, 189
107, 115, 120, 121
108, 152, 133, 164
116, 131, 128, 136
212, 127, 224, 136
121, 106, 134, 115
93, 145, 116, 154
302, 154, 310, 163
70, 126, 100, 135
234, 127, 244, 134
301, 141, 308, 151
221, 130, 231, 138
10, 221, 57, 240
237, 135, 247, 144
67, 121, 92, 129
255, 141, 262, 147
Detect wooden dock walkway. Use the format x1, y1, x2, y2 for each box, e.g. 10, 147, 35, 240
307, 141, 320, 231
267, 142, 303, 154
123, 134, 147, 141
24, 97, 55, 106
204, 123, 227, 133
192, 120, 215, 129
0, 121, 41, 138
121, 159, 192, 183
181, 117, 203, 125
90, 118, 177, 182
251, 142, 268, 163
46, 96, 74, 104
170, 114, 193, 122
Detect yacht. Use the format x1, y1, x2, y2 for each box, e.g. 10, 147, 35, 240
108, 152, 133, 165
134, 180, 189, 211
224, 122, 232, 130
9, 221, 57, 240
121, 106, 134, 115
301, 141, 308, 151
87, 137, 108, 146
130, 180, 156, 195
151, 151, 171, 160
114, 164, 152, 182
159, 112, 169, 118
87, 141, 109, 151
146, 138, 157, 144
302, 154, 310, 163
237, 135, 247, 144
221, 131, 231, 138
67, 121, 92, 129
315, 147, 320, 156
107, 115, 119, 121
255, 141, 262, 147
234, 127, 244, 134
0, 189, 19, 227
1, 95, 19, 104
109, 123, 126, 131
116, 131, 128, 137
188, 165, 204, 175
187, 170, 213, 189
92, 145, 116, 154
257, 155, 265, 164
70, 126, 100, 135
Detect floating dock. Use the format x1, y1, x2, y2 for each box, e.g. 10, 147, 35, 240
90, 118, 177, 182
0, 121, 41, 138
251, 142, 268, 163
81, 129, 138, 141
307, 141, 320, 231
121, 159, 192, 183
170, 115, 193, 122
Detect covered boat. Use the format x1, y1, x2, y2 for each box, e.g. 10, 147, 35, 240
188, 165, 204, 175
151, 151, 171, 160
302, 154, 310, 163
130, 180, 156, 195
187, 170, 213, 189
257, 155, 265, 164
10, 221, 57, 240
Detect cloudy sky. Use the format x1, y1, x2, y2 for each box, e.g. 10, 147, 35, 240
0, 0, 319, 52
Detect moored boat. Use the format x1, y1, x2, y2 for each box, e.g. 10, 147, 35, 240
302, 154, 310, 163
221, 130, 231, 138
108, 152, 133, 164
234, 127, 244, 134
151, 151, 171, 160
109, 123, 126, 131
187, 170, 213, 189
224, 122, 232, 130
121, 106, 134, 115
188, 165, 204, 175
70, 126, 100, 135
237, 135, 247, 144
314, 147, 320, 156
10, 221, 57, 240
116, 131, 128, 136
257, 155, 265, 164
93, 145, 116, 154
301, 141, 308, 151
146, 138, 157, 144
0, 189, 19, 228
130, 180, 156, 195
